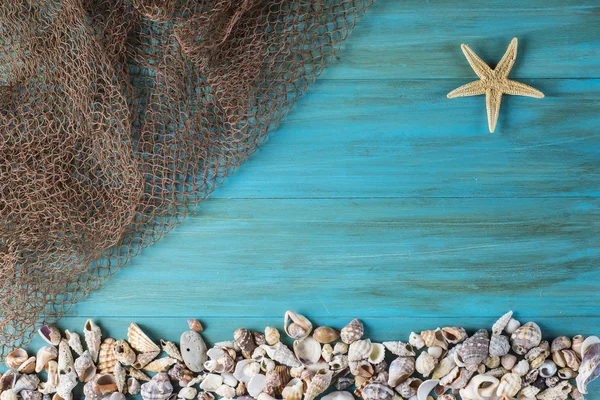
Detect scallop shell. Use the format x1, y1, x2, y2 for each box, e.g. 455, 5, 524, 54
235, 328, 257, 359
263, 365, 291, 397
489, 334, 510, 357
113, 361, 126, 393
459, 374, 499, 400
312, 327, 340, 344
140, 372, 173, 400
128, 323, 159, 354
458, 329, 489, 369
368, 343, 386, 364
265, 327, 280, 345
284, 311, 313, 340
394, 377, 421, 398
98, 338, 117, 374
64, 330, 84, 357
282, 378, 304, 400
492, 311, 513, 335
74, 350, 97, 383
58, 339, 74, 372
39, 325, 61, 346
349, 339, 373, 362
340, 319, 364, 344
537, 380, 571, 400
416, 351, 438, 377
432, 356, 456, 380
382, 341, 415, 357
13, 374, 40, 394
261, 343, 302, 368
180, 330, 208, 372
510, 322, 542, 355
84, 320, 102, 363
157, 339, 182, 362
143, 357, 177, 373
293, 336, 321, 365
93, 373, 119, 395
388, 356, 415, 386
409, 332, 425, 350
496, 372, 521, 398
36, 346, 58, 373
6, 348, 29, 369
112, 340, 136, 366
576, 336, 600, 394
304, 370, 332, 400
56, 368, 78, 398
512, 359, 530, 376
17, 356, 37, 374
361, 382, 394, 400
187, 319, 203, 333
442, 327, 468, 344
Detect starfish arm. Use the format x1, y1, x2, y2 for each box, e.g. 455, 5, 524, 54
486, 88, 503, 133
461, 44, 493, 80
502, 79, 545, 98
495, 37, 518, 78
447, 80, 486, 98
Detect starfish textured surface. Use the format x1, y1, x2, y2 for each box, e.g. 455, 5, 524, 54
447, 37, 544, 133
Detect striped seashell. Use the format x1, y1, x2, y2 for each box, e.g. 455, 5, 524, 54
128, 323, 160, 354
341, 319, 364, 345
281, 378, 304, 400
140, 373, 173, 400
496, 372, 521, 398
416, 351, 438, 377
84, 320, 102, 363
304, 370, 332, 400
265, 327, 280, 345
492, 311, 513, 335
235, 328, 257, 359
263, 365, 291, 397
510, 322, 542, 355
458, 329, 489, 370
394, 377, 422, 398
128, 367, 152, 382
160, 340, 183, 362
98, 338, 117, 374
349, 339, 373, 362
551, 336, 572, 353
441, 327, 468, 344
489, 334, 510, 357
387, 356, 415, 386
143, 357, 177, 373
361, 382, 395, 400
133, 350, 160, 369
421, 329, 448, 350
187, 319, 204, 333
525, 344, 550, 369
382, 341, 415, 357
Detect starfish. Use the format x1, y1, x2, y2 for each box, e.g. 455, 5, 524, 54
447, 37, 544, 133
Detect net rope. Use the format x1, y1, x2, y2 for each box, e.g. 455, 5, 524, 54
0, 0, 373, 357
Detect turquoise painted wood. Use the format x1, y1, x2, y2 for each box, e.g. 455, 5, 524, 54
6, 0, 600, 398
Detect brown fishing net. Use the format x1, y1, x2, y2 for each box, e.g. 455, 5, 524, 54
0, 0, 373, 356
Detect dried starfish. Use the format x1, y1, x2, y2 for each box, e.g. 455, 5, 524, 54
447, 37, 544, 133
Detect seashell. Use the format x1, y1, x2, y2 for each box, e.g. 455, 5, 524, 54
140, 373, 173, 400
394, 377, 422, 398
284, 311, 313, 340
39, 325, 61, 346
19, 390, 42, 400
572, 335, 586, 356
254, 332, 267, 347
457, 329, 489, 370
157, 340, 182, 362
13, 374, 40, 394
446, 367, 474, 390
312, 327, 340, 344
421, 329, 448, 350
321, 344, 333, 362
110, 393, 127, 400
551, 336, 571, 353
261, 357, 276, 373
265, 327, 280, 345
561, 349, 580, 371
64, 330, 84, 357
261, 343, 302, 367
93, 373, 119, 395
329, 354, 349, 370
127, 378, 141, 395
382, 341, 415, 357
322, 391, 354, 400
537, 380, 571, 400
293, 336, 321, 365
361, 382, 394, 400
340, 319, 364, 344
485, 356, 500, 369
512, 359, 530, 376
0, 370, 18, 392
539, 360, 557, 378
0, 391, 17, 400
524, 368, 539, 385
492, 311, 513, 335
409, 332, 425, 350
234, 328, 257, 359
98, 338, 117, 374
442, 327, 468, 344
111, 361, 126, 394
416, 379, 440, 400
557, 367, 577, 380
571, 387, 585, 400
428, 346, 444, 359
263, 365, 291, 397
304, 370, 332, 400
197, 392, 216, 400
546, 376, 560, 388
74, 350, 97, 383
128, 368, 152, 382
128, 323, 159, 354
334, 342, 349, 355
282, 378, 304, 400
510, 322, 542, 355
501, 354, 517, 370
112, 340, 136, 366
416, 351, 438, 377
180, 330, 208, 372
351, 359, 375, 378
36, 346, 58, 373
18, 356, 37, 374
437, 395, 456, 400
233, 359, 260, 383
247, 373, 267, 397
143, 357, 177, 373
518, 384, 541, 398
432, 356, 456, 380
57, 339, 74, 373
349, 339, 373, 362
576, 336, 600, 394
198, 374, 222, 392
214, 353, 235, 374
83, 320, 102, 363
216, 385, 236, 398
369, 343, 386, 364
489, 334, 510, 357
459, 374, 499, 400
388, 356, 415, 386
187, 319, 203, 333
505, 318, 522, 335
335, 377, 354, 391
525, 344, 550, 369
496, 372, 521, 398
56, 368, 77, 399
6, 348, 29, 369
133, 351, 160, 370
236, 382, 247, 396
486, 367, 508, 378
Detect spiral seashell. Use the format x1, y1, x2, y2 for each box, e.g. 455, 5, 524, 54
261, 342, 302, 368
387, 356, 415, 386
510, 322, 542, 355
537, 380, 571, 400
337, 318, 362, 345
312, 327, 340, 344
432, 356, 456, 379
321, 343, 333, 362
281, 378, 304, 400
62, 330, 84, 357
263, 365, 291, 397
550, 336, 572, 353
327, 354, 347, 371
264, 327, 280, 345
17, 356, 37, 374
284, 311, 313, 340
84, 320, 102, 363
133, 351, 160, 370
56, 367, 78, 399
457, 329, 489, 370
394, 377, 421, 398
572, 335, 586, 356
5, 348, 28, 369
524, 368, 539, 385
557, 367, 577, 380
128, 367, 152, 382
459, 374, 499, 400
496, 372, 521, 398
36, 346, 58, 373
74, 350, 97, 383
235, 328, 257, 359
563, 349, 581, 371
293, 336, 321, 365
442, 327, 468, 344
491, 311, 513, 335
446, 367, 474, 390
140, 373, 173, 400
125, 378, 140, 395
539, 360, 557, 378
525, 344, 551, 369
13, 374, 40, 394
518, 385, 541, 399
348, 339, 373, 362
576, 336, 600, 394
409, 332, 425, 349
421, 329, 448, 350
39, 325, 61, 346
143, 357, 177, 372
158, 339, 183, 362
415, 351, 437, 378
489, 334, 510, 357
110, 340, 134, 366
382, 341, 415, 357
304, 370, 332, 400
361, 382, 395, 400
98, 338, 117, 374
368, 343, 386, 364
512, 359, 530, 376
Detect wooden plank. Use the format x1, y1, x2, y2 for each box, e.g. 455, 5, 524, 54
210, 78, 600, 199
67, 197, 600, 319
324, 0, 600, 80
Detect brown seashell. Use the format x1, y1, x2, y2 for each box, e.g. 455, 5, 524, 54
485, 355, 500, 369
75, 350, 97, 383
128, 368, 152, 382
551, 336, 572, 353
236, 382, 247, 397
214, 352, 236, 373
563, 349, 581, 371
0, 369, 18, 391
18, 356, 37, 374
394, 377, 422, 398
265, 327, 280, 345
133, 351, 160, 369
159, 340, 183, 362
387, 356, 415, 386
361, 382, 395, 400
312, 327, 340, 344
84, 319, 102, 363
525, 344, 550, 369
113, 340, 136, 366
304, 370, 332, 400
128, 323, 160, 354
263, 365, 291, 397
235, 328, 258, 359
442, 327, 468, 344
382, 341, 415, 357
510, 322, 542, 355
188, 319, 204, 333
457, 329, 489, 369
340, 319, 364, 344
6, 348, 29, 369
557, 367, 577, 380
282, 378, 304, 400
284, 311, 313, 340
143, 357, 177, 373
39, 325, 61, 346
98, 338, 117, 374
93, 373, 118, 395
446, 367, 474, 390
421, 328, 448, 350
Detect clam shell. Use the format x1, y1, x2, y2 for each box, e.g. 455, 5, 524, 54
388, 356, 415, 386
133, 351, 160, 369
39, 325, 61, 346
187, 319, 203, 333
261, 343, 302, 368
6, 348, 29, 369
394, 377, 422, 398
382, 341, 415, 357
180, 330, 208, 372
489, 334, 510, 357
0, 370, 17, 391
293, 336, 321, 366
340, 319, 364, 344
18, 356, 37, 374
496, 372, 521, 398
349, 339, 373, 362
369, 343, 386, 364
312, 327, 340, 344
263, 365, 291, 397
458, 329, 489, 369
537, 380, 571, 400
140, 373, 173, 400
113, 340, 136, 366
74, 350, 97, 383
143, 357, 177, 373
84, 320, 102, 363
36, 346, 58, 373
284, 311, 313, 340
416, 379, 440, 400
432, 356, 456, 380
127, 379, 141, 396
459, 374, 499, 399
282, 378, 304, 400
492, 311, 513, 335
441, 327, 468, 344
421, 329, 448, 350
113, 361, 126, 393
409, 332, 425, 349
510, 322, 542, 355
265, 327, 280, 345
304, 370, 332, 400
576, 336, 600, 394
93, 373, 119, 395
64, 330, 84, 357
128, 323, 159, 354
416, 351, 438, 377
235, 328, 257, 359
98, 338, 117, 374
361, 382, 394, 400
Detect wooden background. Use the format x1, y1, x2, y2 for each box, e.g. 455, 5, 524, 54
17, 0, 600, 397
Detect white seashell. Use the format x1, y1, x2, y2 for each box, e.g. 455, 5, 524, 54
409, 332, 425, 350
321, 344, 333, 362
36, 346, 58, 373
416, 379, 439, 400
540, 360, 557, 378
421, 329, 448, 350
74, 350, 96, 383
388, 356, 415, 386
284, 311, 313, 340
178, 387, 197, 399
39, 325, 61, 346
512, 359, 530, 376
369, 343, 386, 364
394, 377, 422, 398
505, 318, 521, 335
492, 311, 513, 335
293, 336, 321, 365
416, 352, 438, 378
64, 330, 84, 357
0, 391, 17, 400
501, 354, 517, 370
265, 327, 281, 345
260, 343, 302, 368
133, 351, 160, 369
180, 330, 208, 373
233, 359, 259, 383
222, 373, 238, 388
200, 374, 223, 392
459, 374, 499, 400
216, 384, 236, 398
383, 341, 415, 357
12, 374, 40, 394
17, 356, 36, 374
83, 320, 102, 363
304, 370, 332, 400
282, 378, 304, 400
113, 340, 136, 366
160, 340, 183, 362
538, 380, 571, 400
143, 357, 177, 373
57, 339, 73, 373
432, 356, 456, 380
428, 346, 443, 359
56, 368, 78, 399
322, 391, 354, 400
349, 339, 373, 362
247, 373, 267, 397
334, 342, 349, 355
496, 372, 521, 398
518, 385, 540, 399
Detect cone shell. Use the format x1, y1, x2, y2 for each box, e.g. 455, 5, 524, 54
416, 351, 438, 378
17, 356, 37, 374
133, 351, 160, 369
235, 328, 258, 359
538, 380, 571, 400
340, 319, 364, 344
39, 325, 61, 346
361, 382, 395, 400
127, 323, 159, 354
496, 372, 521, 398
97, 338, 117, 374
112, 361, 126, 393
74, 350, 97, 383
489, 334, 510, 357
421, 329, 448, 350
84, 319, 102, 363
304, 370, 332, 400
382, 341, 415, 357
388, 356, 415, 386
284, 311, 313, 340
187, 319, 203, 333
442, 327, 468, 344
458, 329, 489, 369
349, 339, 373, 362
36, 346, 58, 373
263, 365, 291, 397
293, 336, 321, 365
6, 348, 29, 369
128, 367, 152, 382
511, 322, 542, 355
492, 311, 513, 335
159, 339, 183, 362
312, 327, 340, 344
282, 378, 304, 400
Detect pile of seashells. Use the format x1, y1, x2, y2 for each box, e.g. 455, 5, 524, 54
0, 311, 599, 400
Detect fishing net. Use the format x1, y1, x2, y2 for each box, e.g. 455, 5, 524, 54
0, 0, 373, 356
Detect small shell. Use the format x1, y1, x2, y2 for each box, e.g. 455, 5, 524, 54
349, 339, 373, 362
128, 323, 159, 354
459, 374, 499, 399
369, 343, 386, 364
64, 330, 84, 357
416, 379, 440, 400
293, 336, 321, 366
421, 329, 448, 350
265, 327, 280, 345
98, 338, 117, 374
557, 367, 577, 380
329, 354, 349, 370
485, 356, 500, 369
36, 346, 58, 373
537, 380, 571, 400
254, 332, 267, 347
432, 356, 456, 380
187, 319, 203, 333
216, 385, 236, 398
178, 387, 197, 399
512, 359, 530, 376
133, 351, 160, 369
6, 348, 29, 369
236, 382, 247, 396
576, 336, 600, 394
93, 373, 119, 395
551, 336, 572, 353
510, 322, 542, 355
458, 329, 489, 369
74, 350, 97, 383
335, 377, 354, 391
144, 357, 178, 373
113, 340, 136, 366
437, 395, 456, 400
56, 368, 78, 399
496, 372, 521, 398
180, 330, 208, 372
505, 318, 522, 335
322, 391, 355, 400
388, 357, 415, 386
361, 382, 395, 400
525, 344, 550, 369
441, 327, 468, 344
382, 341, 415, 357
282, 378, 304, 400
312, 327, 340, 344
284, 311, 313, 340
409, 332, 425, 349
489, 334, 510, 357
140, 373, 173, 400
13, 374, 40, 394
519, 385, 541, 399
0, 370, 18, 391
113, 361, 126, 393
18, 356, 37, 374
501, 354, 517, 370
416, 351, 438, 377
200, 374, 224, 392
394, 377, 422, 398
128, 367, 152, 382
446, 367, 474, 390
351, 359, 375, 378
39, 325, 61, 346
127, 377, 141, 395
261, 343, 302, 368
486, 367, 508, 378
334, 342, 349, 355
492, 311, 513, 335
572, 335, 586, 356
321, 344, 333, 362
235, 328, 257, 359
160, 339, 183, 362
18, 390, 41, 400
263, 365, 291, 397
0, 391, 17, 400
304, 370, 332, 400
428, 346, 444, 359
84, 320, 102, 363
247, 374, 267, 397
340, 319, 364, 344
563, 349, 581, 371
539, 360, 557, 378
